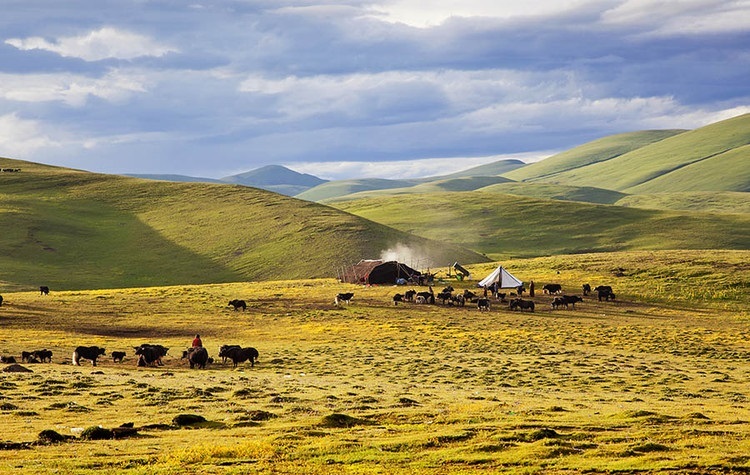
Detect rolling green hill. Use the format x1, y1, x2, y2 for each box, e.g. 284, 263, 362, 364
321, 176, 515, 203
512, 114, 750, 192
295, 178, 419, 202
475, 182, 627, 204
0, 158, 487, 290
503, 129, 685, 182
615, 191, 750, 214
425, 158, 526, 179
333, 192, 750, 259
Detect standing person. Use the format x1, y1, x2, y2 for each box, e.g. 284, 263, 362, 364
529, 280, 535, 297
192, 334, 203, 348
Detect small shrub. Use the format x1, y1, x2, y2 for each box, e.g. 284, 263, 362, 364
38, 429, 72, 444
80, 426, 113, 440
320, 413, 372, 428
172, 414, 207, 426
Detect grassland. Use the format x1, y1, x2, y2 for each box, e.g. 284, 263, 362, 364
333, 192, 750, 260
0, 250, 748, 474
512, 113, 750, 193
0, 158, 485, 291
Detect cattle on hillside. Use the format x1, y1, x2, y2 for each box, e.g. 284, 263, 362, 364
543, 284, 562, 294
335, 293, 354, 305
218, 346, 259, 368
477, 298, 491, 311
0, 356, 16, 363
0, 295, 3, 306
33, 349, 52, 363
111, 351, 127, 363
509, 298, 535, 312
403, 289, 417, 302
551, 295, 583, 310
135, 344, 169, 366
40, 286, 49, 295
594, 285, 616, 301
228, 299, 247, 311
392, 293, 404, 305
73, 346, 106, 366
582, 283, 591, 296
182, 347, 209, 369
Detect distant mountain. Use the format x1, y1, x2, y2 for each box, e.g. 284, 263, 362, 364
221, 165, 327, 195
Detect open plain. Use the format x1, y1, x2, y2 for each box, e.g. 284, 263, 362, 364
1, 250, 749, 474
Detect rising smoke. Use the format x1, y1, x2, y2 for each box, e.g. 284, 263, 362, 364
379, 243, 433, 270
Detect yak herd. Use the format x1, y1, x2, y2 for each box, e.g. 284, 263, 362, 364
385, 282, 616, 313
0, 279, 616, 370
0, 290, 261, 371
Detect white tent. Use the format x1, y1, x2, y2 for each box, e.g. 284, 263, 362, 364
477, 266, 523, 289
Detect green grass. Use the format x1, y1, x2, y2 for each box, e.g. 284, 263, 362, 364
0, 250, 749, 474
616, 191, 750, 214
502, 129, 685, 182
333, 192, 750, 260
476, 182, 627, 204
522, 113, 750, 192
295, 178, 419, 202
0, 158, 486, 290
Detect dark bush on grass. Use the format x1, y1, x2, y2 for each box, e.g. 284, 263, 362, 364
80, 426, 113, 440
525, 428, 560, 441
172, 414, 206, 426
38, 429, 73, 444
320, 413, 372, 428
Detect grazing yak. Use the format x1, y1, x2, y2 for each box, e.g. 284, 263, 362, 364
542, 283, 563, 294
392, 293, 404, 306
218, 344, 241, 364
39, 286, 49, 295
228, 299, 247, 311
182, 347, 209, 369
0, 295, 3, 306
509, 298, 535, 312
33, 349, 52, 363
477, 298, 491, 311
111, 351, 127, 363
403, 289, 417, 302
582, 284, 591, 296
73, 346, 106, 366
1, 355, 16, 363
594, 285, 616, 301
219, 346, 259, 368
551, 295, 583, 309
335, 293, 354, 305
135, 344, 169, 366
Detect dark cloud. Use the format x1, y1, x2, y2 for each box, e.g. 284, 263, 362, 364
0, 1, 748, 177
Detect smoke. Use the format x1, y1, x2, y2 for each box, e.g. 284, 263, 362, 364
379, 243, 433, 270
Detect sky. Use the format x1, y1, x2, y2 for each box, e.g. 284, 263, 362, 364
1, 0, 749, 181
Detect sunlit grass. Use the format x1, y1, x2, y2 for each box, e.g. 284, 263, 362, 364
0, 250, 749, 473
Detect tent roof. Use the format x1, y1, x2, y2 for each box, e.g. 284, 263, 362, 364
477, 266, 523, 288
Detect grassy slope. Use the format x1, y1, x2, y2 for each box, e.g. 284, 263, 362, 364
294, 178, 419, 202
0, 158, 486, 290
616, 191, 750, 214
333, 192, 750, 259
502, 129, 685, 182
476, 182, 627, 204
0, 250, 749, 474
321, 176, 515, 204
537, 113, 750, 192
423, 158, 526, 179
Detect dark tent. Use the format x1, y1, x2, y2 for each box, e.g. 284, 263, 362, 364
340, 260, 421, 285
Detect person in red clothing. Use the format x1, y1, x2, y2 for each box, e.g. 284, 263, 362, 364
192, 334, 203, 348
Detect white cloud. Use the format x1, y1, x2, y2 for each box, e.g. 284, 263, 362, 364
601, 0, 750, 35
0, 70, 148, 106
0, 113, 59, 157
5, 27, 178, 61
285, 151, 551, 180
365, 0, 588, 27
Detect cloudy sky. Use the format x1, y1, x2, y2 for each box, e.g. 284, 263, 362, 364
1, 1, 749, 180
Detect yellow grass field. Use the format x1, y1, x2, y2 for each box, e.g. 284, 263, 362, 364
1, 250, 749, 474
